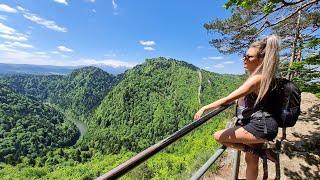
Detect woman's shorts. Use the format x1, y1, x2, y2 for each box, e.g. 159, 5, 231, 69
237, 116, 278, 141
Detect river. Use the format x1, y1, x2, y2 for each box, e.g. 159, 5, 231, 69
68, 118, 88, 146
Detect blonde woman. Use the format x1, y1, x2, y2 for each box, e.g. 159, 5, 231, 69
194, 35, 280, 180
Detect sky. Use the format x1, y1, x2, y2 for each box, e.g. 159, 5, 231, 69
0, 0, 245, 74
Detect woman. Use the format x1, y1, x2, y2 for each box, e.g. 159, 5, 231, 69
194, 35, 280, 180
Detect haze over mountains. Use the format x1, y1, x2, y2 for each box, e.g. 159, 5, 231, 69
0, 63, 128, 75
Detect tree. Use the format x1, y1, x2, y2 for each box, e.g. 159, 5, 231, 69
204, 0, 319, 79
290, 37, 320, 96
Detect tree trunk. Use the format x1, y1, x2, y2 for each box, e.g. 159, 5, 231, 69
286, 8, 302, 80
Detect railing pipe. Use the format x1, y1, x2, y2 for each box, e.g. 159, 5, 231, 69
190, 145, 226, 180
97, 102, 235, 180
231, 150, 241, 180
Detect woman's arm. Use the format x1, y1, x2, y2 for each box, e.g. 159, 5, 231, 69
194, 75, 262, 120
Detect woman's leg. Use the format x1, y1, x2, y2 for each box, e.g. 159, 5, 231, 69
213, 127, 266, 180
214, 127, 266, 145
218, 142, 246, 150
245, 151, 259, 180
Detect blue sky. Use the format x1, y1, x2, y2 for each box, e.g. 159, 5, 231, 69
0, 0, 245, 74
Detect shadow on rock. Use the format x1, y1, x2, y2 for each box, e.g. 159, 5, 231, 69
281, 102, 320, 180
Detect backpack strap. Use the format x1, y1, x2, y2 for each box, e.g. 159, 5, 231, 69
252, 101, 268, 135
262, 111, 267, 134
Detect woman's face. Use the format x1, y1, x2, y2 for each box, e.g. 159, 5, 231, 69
243, 47, 262, 73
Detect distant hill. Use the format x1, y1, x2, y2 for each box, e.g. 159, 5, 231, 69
0, 63, 128, 75
1, 66, 120, 116
0, 84, 78, 165
0, 63, 74, 75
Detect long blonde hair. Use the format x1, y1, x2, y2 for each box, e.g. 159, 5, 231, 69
249, 35, 280, 106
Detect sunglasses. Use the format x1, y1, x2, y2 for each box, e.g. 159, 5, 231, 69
243, 54, 256, 61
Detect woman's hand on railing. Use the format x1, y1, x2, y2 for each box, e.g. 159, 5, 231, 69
194, 107, 205, 120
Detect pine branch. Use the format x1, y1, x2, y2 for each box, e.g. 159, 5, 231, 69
250, 0, 319, 37
281, 0, 306, 6
244, 0, 306, 28
269, 0, 320, 27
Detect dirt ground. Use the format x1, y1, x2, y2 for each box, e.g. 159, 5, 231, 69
202, 92, 320, 180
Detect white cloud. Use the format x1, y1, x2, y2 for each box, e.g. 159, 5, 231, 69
57, 45, 73, 52
0, 50, 137, 68
0, 23, 29, 43
51, 51, 60, 54
112, 0, 118, 9
214, 64, 224, 68
0, 33, 28, 41
197, 46, 204, 49
0, 49, 51, 64
0, 43, 137, 68
139, 40, 155, 46
88, 0, 96, 2
35, 51, 47, 55
60, 54, 69, 58
204, 67, 210, 69
26, 30, 32, 35
16, 6, 25, 11
0, 43, 16, 52
207, 56, 224, 60
140, 40, 156, 51
54, 0, 68, 5
4, 41, 33, 48
22, 13, 67, 32
104, 53, 116, 57
0, 22, 16, 34
112, 0, 119, 15
144, 47, 155, 51
75, 58, 137, 68
0, 4, 17, 13
223, 61, 234, 64
17, 6, 67, 32
0, 15, 7, 21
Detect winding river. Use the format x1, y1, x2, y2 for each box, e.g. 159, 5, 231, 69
68, 119, 88, 146
74, 119, 88, 137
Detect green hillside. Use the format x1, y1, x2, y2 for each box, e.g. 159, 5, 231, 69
0, 58, 244, 179
82, 57, 242, 154
0, 84, 78, 165
1, 66, 118, 116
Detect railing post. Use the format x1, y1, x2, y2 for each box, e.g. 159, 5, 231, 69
275, 140, 281, 180
263, 157, 268, 180
231, 150, 241, 180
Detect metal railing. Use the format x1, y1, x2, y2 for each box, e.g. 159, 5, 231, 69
97, 102, 235, 180
190, 145, 227, 180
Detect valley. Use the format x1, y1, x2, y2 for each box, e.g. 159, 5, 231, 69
0, 57, 244, 179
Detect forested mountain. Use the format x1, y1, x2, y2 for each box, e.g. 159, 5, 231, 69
51, 66, 119, 116
0, 84, 78, 165
1, 66, 119, 116
0, 57, 245, 179
0, 74, 63, 101
82, 57, 243, 154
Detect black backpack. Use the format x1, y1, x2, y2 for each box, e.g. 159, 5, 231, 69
272, 78, 301, 128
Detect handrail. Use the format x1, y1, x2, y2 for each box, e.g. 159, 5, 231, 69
191, 120, 236, 180
190, 145, 227, 180
97, 102, 235, 180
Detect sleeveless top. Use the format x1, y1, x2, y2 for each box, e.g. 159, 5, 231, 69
237, 83, 277, 121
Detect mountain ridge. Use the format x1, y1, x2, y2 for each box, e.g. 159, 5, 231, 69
0, 63, 128, 75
